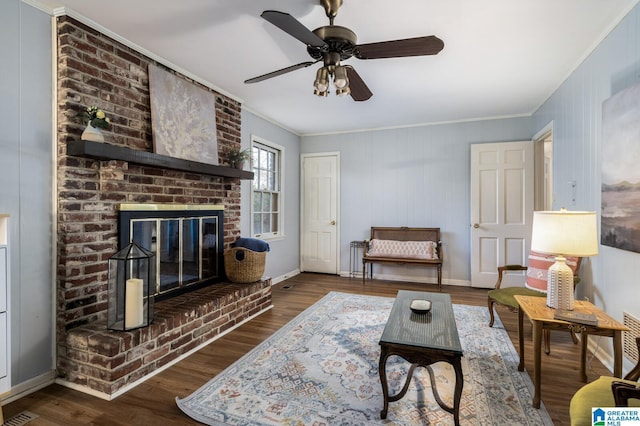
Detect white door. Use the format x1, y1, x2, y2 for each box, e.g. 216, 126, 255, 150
470, 141, 534, 288
301, 153, 339, 274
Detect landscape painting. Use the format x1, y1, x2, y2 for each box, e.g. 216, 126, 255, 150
148, 64, 218, 165
601, 80, 640, 253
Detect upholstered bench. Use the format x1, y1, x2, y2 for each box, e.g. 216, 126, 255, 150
362, 227, 442, 289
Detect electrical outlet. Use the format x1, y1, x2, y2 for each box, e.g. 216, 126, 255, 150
570, 180, 577, 206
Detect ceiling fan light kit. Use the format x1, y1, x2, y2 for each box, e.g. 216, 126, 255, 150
314, 67, 329, 93
313, 64, 350, 97
336, 85, 350, 97
245, 0, 444, 101
333, 66, 348, 89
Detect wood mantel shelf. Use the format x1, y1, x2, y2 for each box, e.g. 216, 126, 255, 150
67, 140, 254, 180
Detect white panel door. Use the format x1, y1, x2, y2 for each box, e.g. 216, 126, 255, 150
301, 154, 339, 274
470, 142, 534, 288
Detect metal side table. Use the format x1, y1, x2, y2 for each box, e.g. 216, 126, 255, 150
349, 240, 365, 278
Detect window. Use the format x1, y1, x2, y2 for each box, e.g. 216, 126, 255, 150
251, 137, 284, 239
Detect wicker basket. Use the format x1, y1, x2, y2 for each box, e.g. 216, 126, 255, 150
224, 247, 267, 283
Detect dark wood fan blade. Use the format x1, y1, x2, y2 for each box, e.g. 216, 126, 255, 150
345, 66, 372, 101
354, 35, 444, 59
261, 11, 327, 48
244, 61, 319, 84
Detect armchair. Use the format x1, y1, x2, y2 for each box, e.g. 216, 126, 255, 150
487, 252, 582, 353
570, 337, 640, 426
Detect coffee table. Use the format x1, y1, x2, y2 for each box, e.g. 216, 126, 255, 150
378, 290, 464, 425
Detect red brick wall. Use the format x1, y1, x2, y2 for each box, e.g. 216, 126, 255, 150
56, 16, 243, 342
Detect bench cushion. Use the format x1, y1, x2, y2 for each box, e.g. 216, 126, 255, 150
525, 251, 579, 293
367, 239, 438, 260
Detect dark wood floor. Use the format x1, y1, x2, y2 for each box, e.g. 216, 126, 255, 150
3, 273, 612, 425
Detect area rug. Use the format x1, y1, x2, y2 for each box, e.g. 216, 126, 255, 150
176, 291, 552, 425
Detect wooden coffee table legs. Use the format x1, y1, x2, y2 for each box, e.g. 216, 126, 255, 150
379, 345, 463, 425
379, 359, 417, 419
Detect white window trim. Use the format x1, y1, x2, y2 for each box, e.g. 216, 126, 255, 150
251, 134, 285, 240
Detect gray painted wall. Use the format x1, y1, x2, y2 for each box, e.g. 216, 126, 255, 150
241, 111, 301, 282
0, 0, 54, 390
301, 118, 533, 283
532, 3, 640, 364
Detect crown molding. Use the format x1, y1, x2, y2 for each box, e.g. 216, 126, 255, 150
28, 2, 244, 105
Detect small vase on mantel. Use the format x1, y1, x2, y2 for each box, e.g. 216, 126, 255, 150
81, 123, 104, 142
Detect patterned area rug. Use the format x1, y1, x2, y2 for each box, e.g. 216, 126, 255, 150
176, 292, 552, 425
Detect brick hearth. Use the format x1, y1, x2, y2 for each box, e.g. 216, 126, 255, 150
57, 280, 271, 398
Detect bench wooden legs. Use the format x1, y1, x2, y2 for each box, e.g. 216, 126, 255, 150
362, 260, 442, 290
362, 259, 367, 284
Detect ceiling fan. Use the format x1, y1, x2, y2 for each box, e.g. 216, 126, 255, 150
244, 0, 444, 101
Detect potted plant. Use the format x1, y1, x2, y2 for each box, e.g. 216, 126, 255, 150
223, 147, 251, 169
79, 105, 111, 142
80, 105, 110, 129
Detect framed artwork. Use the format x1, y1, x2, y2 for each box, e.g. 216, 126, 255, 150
148, 64, 218, 165
601, 80, 640, 253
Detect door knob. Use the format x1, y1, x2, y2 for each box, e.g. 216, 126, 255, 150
331, 220, 336, 225
473, 223, 480, 228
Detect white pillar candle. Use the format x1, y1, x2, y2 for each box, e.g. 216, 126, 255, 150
125, 278, 144, 328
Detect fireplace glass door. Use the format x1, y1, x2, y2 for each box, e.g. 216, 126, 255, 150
120, 208, 224, 299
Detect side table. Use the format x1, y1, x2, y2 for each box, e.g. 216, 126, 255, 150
514, 295, 629, 408
349, 240, 365, 278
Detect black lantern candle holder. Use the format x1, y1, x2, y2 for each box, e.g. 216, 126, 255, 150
107, 241, 156, 331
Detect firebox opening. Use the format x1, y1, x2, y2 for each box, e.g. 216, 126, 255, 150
118, 204, 225, 301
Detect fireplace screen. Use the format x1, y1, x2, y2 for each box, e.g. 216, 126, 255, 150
118, 205, 224, 299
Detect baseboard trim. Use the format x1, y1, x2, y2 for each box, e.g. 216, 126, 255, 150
0, 370, 56, 405
270, 269, 301, 285
338, 271, 470, 287
585, 334, 637, 375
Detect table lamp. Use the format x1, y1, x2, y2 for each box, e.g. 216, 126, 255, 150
530, 209, 598, 310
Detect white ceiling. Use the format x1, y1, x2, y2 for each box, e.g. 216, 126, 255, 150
35, 0, 638, 135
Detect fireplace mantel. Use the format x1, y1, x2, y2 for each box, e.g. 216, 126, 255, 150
68, 140, 254, 180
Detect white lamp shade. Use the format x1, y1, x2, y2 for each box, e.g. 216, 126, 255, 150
531, 210, 598, 257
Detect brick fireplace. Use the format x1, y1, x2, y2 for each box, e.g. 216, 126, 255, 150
54, 16, 271, 398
